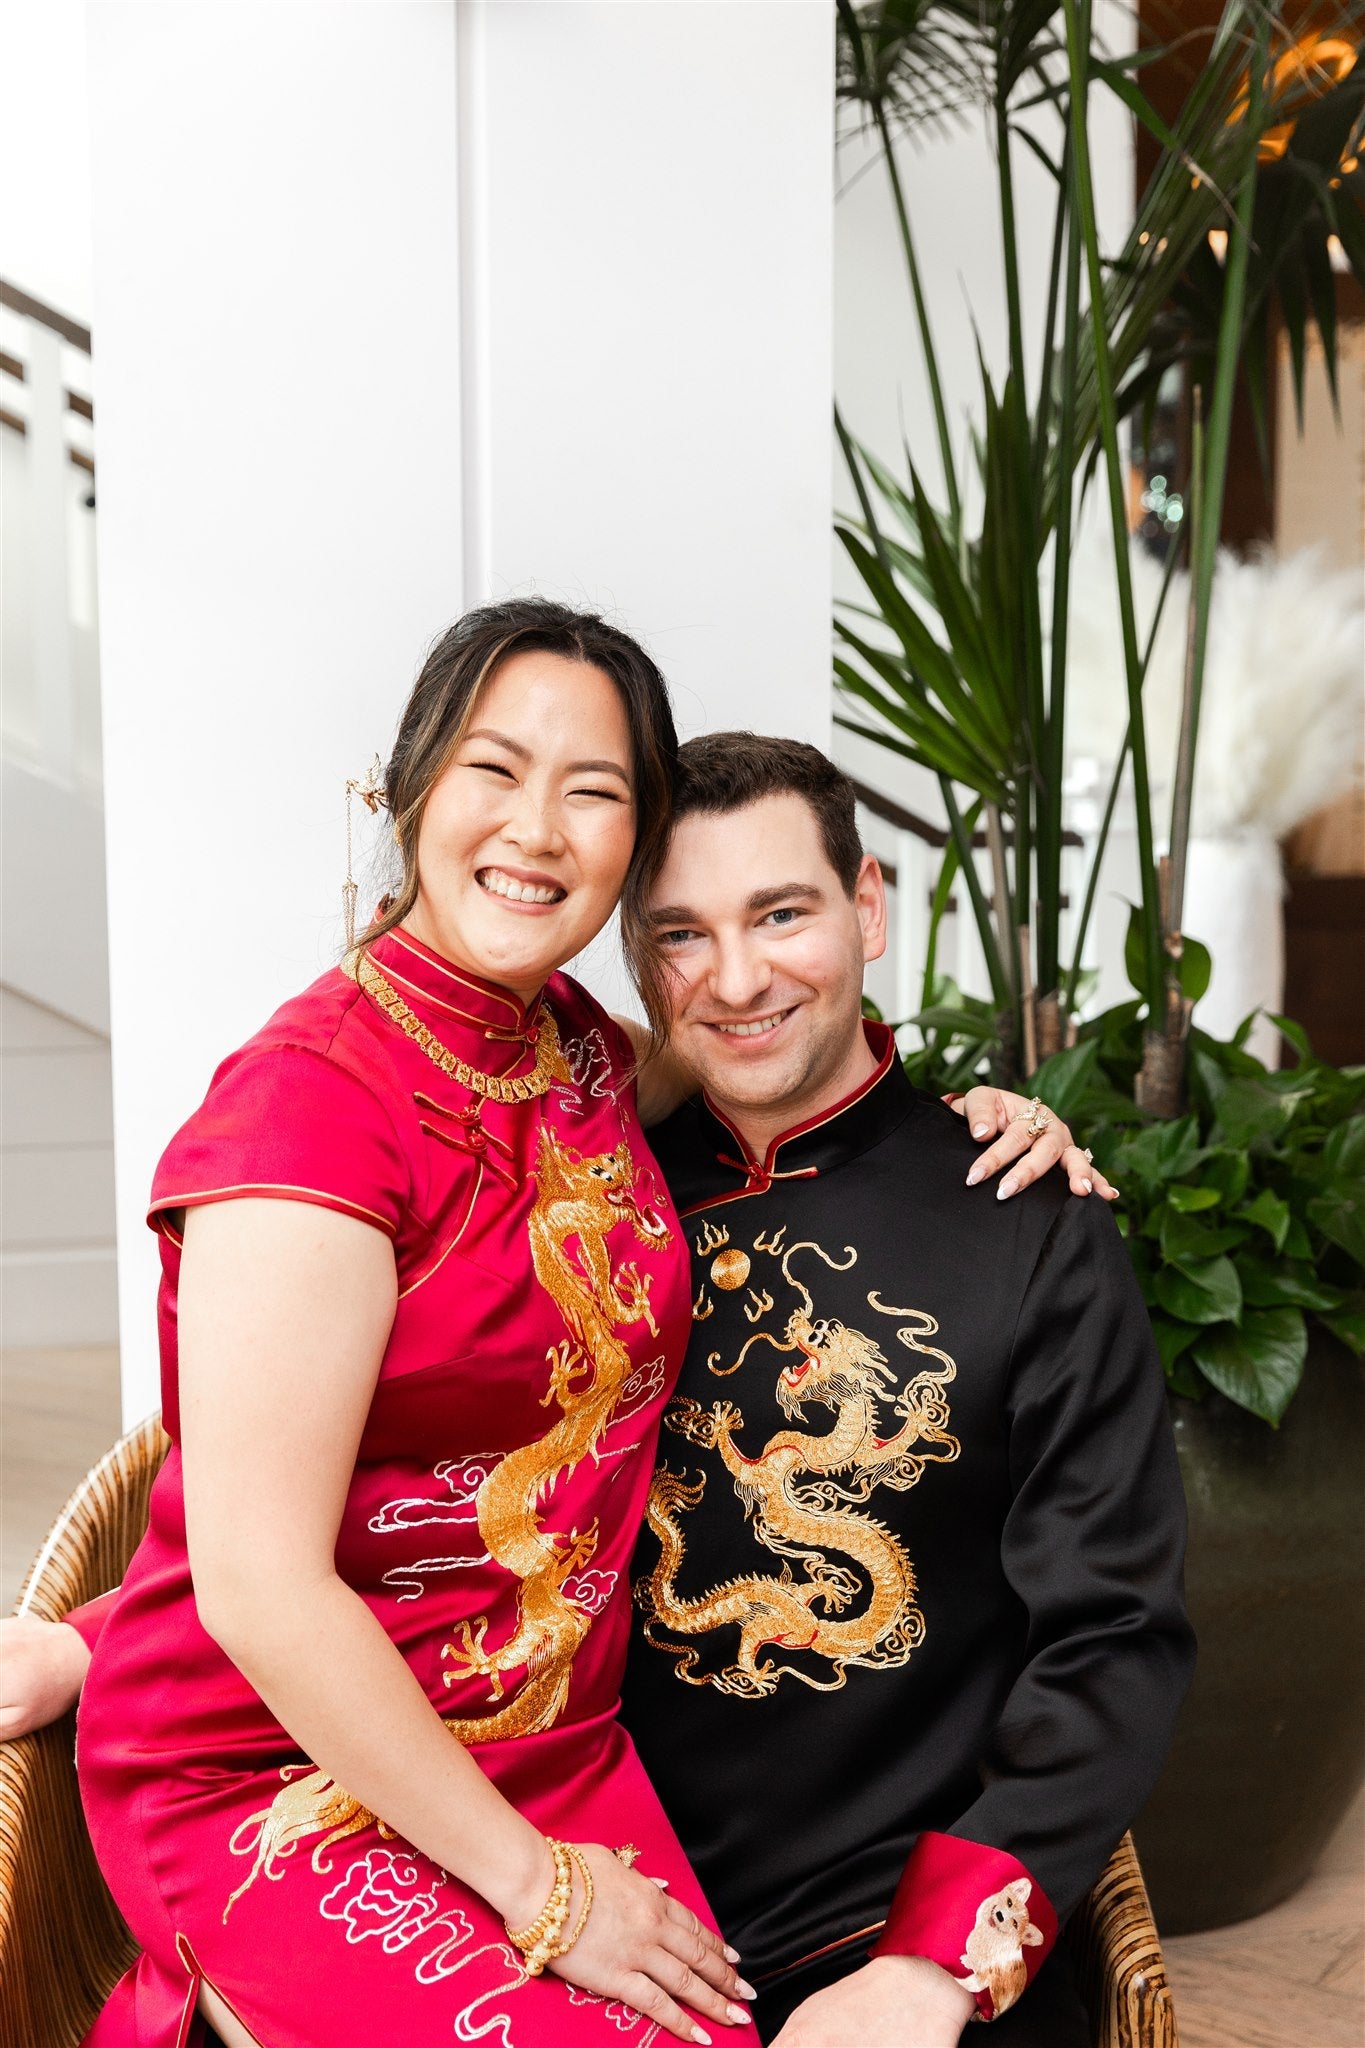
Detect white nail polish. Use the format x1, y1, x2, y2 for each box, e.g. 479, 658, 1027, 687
965, 1164, 983, 1187
730, 2004, 753, 2025
997, 1177, 1017, 1201
724, 1947, 741, 1965
693, 2031, 712, 2046
972, 1122, 990, 1138
1080, 1178, 1093, 1194
736, 1979, 757, 2000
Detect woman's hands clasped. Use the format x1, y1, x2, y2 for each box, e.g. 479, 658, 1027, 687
546, 1843, 753, 2044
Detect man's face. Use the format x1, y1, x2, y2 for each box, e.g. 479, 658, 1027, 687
650, 793, 887, 1120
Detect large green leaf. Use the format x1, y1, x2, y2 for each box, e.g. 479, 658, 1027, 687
1238, 1187, 1291, 1253
1308, 1187, 1365, 1271
1114, 1114, 1205, 1187
1159, 1209, 1249, 1267
1154, 1254, 1242, 1326
1213, 1077, 1302, 1148
1192, 1308, 1308, 1425
1237, 1259, 1345, 1313
1321, 1115, 1365, 1181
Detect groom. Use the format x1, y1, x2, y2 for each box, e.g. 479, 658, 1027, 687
7, 734, 1191, 2046
615, 733, 1192, 2046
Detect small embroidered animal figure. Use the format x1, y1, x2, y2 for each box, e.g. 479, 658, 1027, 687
956, 1878, 1045, 2017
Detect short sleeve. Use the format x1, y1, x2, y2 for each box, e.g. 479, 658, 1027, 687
149, 1045, 410, 1241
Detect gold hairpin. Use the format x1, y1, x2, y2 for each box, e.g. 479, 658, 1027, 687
344, 755, 388, 950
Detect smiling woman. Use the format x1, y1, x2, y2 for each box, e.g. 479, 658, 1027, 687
364, 602, 678, 1007
59, 598, 759, 2048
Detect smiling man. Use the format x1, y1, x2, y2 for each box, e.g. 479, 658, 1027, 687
617, 733, 1194, 2048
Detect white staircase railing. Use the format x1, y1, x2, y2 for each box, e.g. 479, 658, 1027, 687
1, 277, 108, 1034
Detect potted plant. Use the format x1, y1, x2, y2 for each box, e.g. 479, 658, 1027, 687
835, 0, 1365, 1928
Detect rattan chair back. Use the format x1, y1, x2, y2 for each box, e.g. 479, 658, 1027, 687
0, 1413, 168, 2048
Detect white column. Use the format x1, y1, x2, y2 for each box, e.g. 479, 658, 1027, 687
87, 1, 834, 1422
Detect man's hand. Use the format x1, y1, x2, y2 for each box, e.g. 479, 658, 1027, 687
770, 1955, 975, 2046
955, 1086, 1118, 1203
0, 1616, 92, 1739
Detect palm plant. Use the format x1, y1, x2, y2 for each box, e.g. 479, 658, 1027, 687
834, 0, 1365, 1110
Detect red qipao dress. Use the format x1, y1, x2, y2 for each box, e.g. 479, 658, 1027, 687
75, 928, 712, 2048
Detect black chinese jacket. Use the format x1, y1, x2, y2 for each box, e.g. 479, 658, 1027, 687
619, 1024, 1194, 2022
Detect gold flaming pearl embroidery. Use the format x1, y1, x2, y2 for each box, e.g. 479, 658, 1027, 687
226, 1125, 671, 1915
710, 1248, 750, 1290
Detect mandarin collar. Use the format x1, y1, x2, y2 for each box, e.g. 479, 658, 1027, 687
366, 926, 545, 1045
675, 1022, 919, 1212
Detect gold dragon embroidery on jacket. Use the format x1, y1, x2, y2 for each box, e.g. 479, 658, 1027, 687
637, 1232, 959, 1699
226, 1119, 669, 1917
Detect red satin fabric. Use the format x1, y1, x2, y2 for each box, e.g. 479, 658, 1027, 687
76, 931, 713, 2047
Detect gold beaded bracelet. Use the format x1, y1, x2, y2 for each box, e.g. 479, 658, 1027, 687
505, 1839, 594, 1977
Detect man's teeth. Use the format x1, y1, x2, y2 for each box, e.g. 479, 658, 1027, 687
478, 869, 565, 905
714, 1012, 789, 1037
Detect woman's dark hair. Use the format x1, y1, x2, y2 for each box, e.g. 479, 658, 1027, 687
361, 600, 678, 1026
626, 731, 865, 1042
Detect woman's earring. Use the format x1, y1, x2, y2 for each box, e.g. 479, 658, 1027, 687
344, 756, 387, 951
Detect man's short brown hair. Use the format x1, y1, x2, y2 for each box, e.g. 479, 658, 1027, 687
671, 732, 864, 894
624, 731, 865, 1044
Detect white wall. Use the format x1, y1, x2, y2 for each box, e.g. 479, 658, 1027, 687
0, 0, 95, 325
86, 1, 834, 1422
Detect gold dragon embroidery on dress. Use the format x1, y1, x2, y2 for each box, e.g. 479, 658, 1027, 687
638, 1235, 959, 1699
226, 1119, 669, 1916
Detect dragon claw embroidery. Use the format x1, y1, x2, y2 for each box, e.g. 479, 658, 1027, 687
640, 1235, 960, 1699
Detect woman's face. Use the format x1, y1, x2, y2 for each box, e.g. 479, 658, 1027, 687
406, 649, 637, 1001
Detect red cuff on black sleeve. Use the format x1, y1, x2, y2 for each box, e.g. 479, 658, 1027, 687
870, 1832, 1057, 2022
64, 1588, 117, 1653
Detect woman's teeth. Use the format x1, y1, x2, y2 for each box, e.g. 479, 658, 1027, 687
714, 1011, 790, 1037
477, 868, 565, 905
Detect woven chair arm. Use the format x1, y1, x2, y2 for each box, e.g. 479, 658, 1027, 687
1071, 1832, 1179, 2048
0, 1414, 169, 2048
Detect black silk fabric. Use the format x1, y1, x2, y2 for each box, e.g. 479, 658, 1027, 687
620, 1043, 1195, 1988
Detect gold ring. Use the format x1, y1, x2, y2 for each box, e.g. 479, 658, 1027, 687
1010, 1096, 1051, 1136
615, 1844, 641, 1869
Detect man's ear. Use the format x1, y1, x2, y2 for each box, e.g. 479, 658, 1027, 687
855, 853, 887, 965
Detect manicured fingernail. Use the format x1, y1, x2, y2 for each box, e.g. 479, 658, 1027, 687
729, 2004, 753, 2024
997, 1176, 1018, 1201
735, 1979, 756, 2000
965, 1163, 984, 1187
1080, 1178, 1093, 1194
692, 2031, 712, 2046
972, 1122, 991, 1138
724, 1946, 741, 1964
1108, 1186, 1121, 1198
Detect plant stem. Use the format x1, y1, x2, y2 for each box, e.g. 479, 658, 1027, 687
942, 777, 1013, 1013
1065, 509, 1184, 1011
1041, 176, 1084, 1002
1062, 0, 1166, 1013
874, 96, 963, 534
1166, 17, 1267, 940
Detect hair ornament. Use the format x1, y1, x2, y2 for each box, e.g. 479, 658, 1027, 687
344, 755, 388, 951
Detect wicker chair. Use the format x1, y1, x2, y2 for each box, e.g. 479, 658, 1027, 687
1, 1418, 1179, 2048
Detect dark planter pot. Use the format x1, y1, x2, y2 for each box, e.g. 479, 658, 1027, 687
1134, 1328, 1365, 1934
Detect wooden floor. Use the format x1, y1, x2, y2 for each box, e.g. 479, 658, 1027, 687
2, 1345, 1362, 2044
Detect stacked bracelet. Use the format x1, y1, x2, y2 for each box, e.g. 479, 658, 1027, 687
505, 1840, 594, 1976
